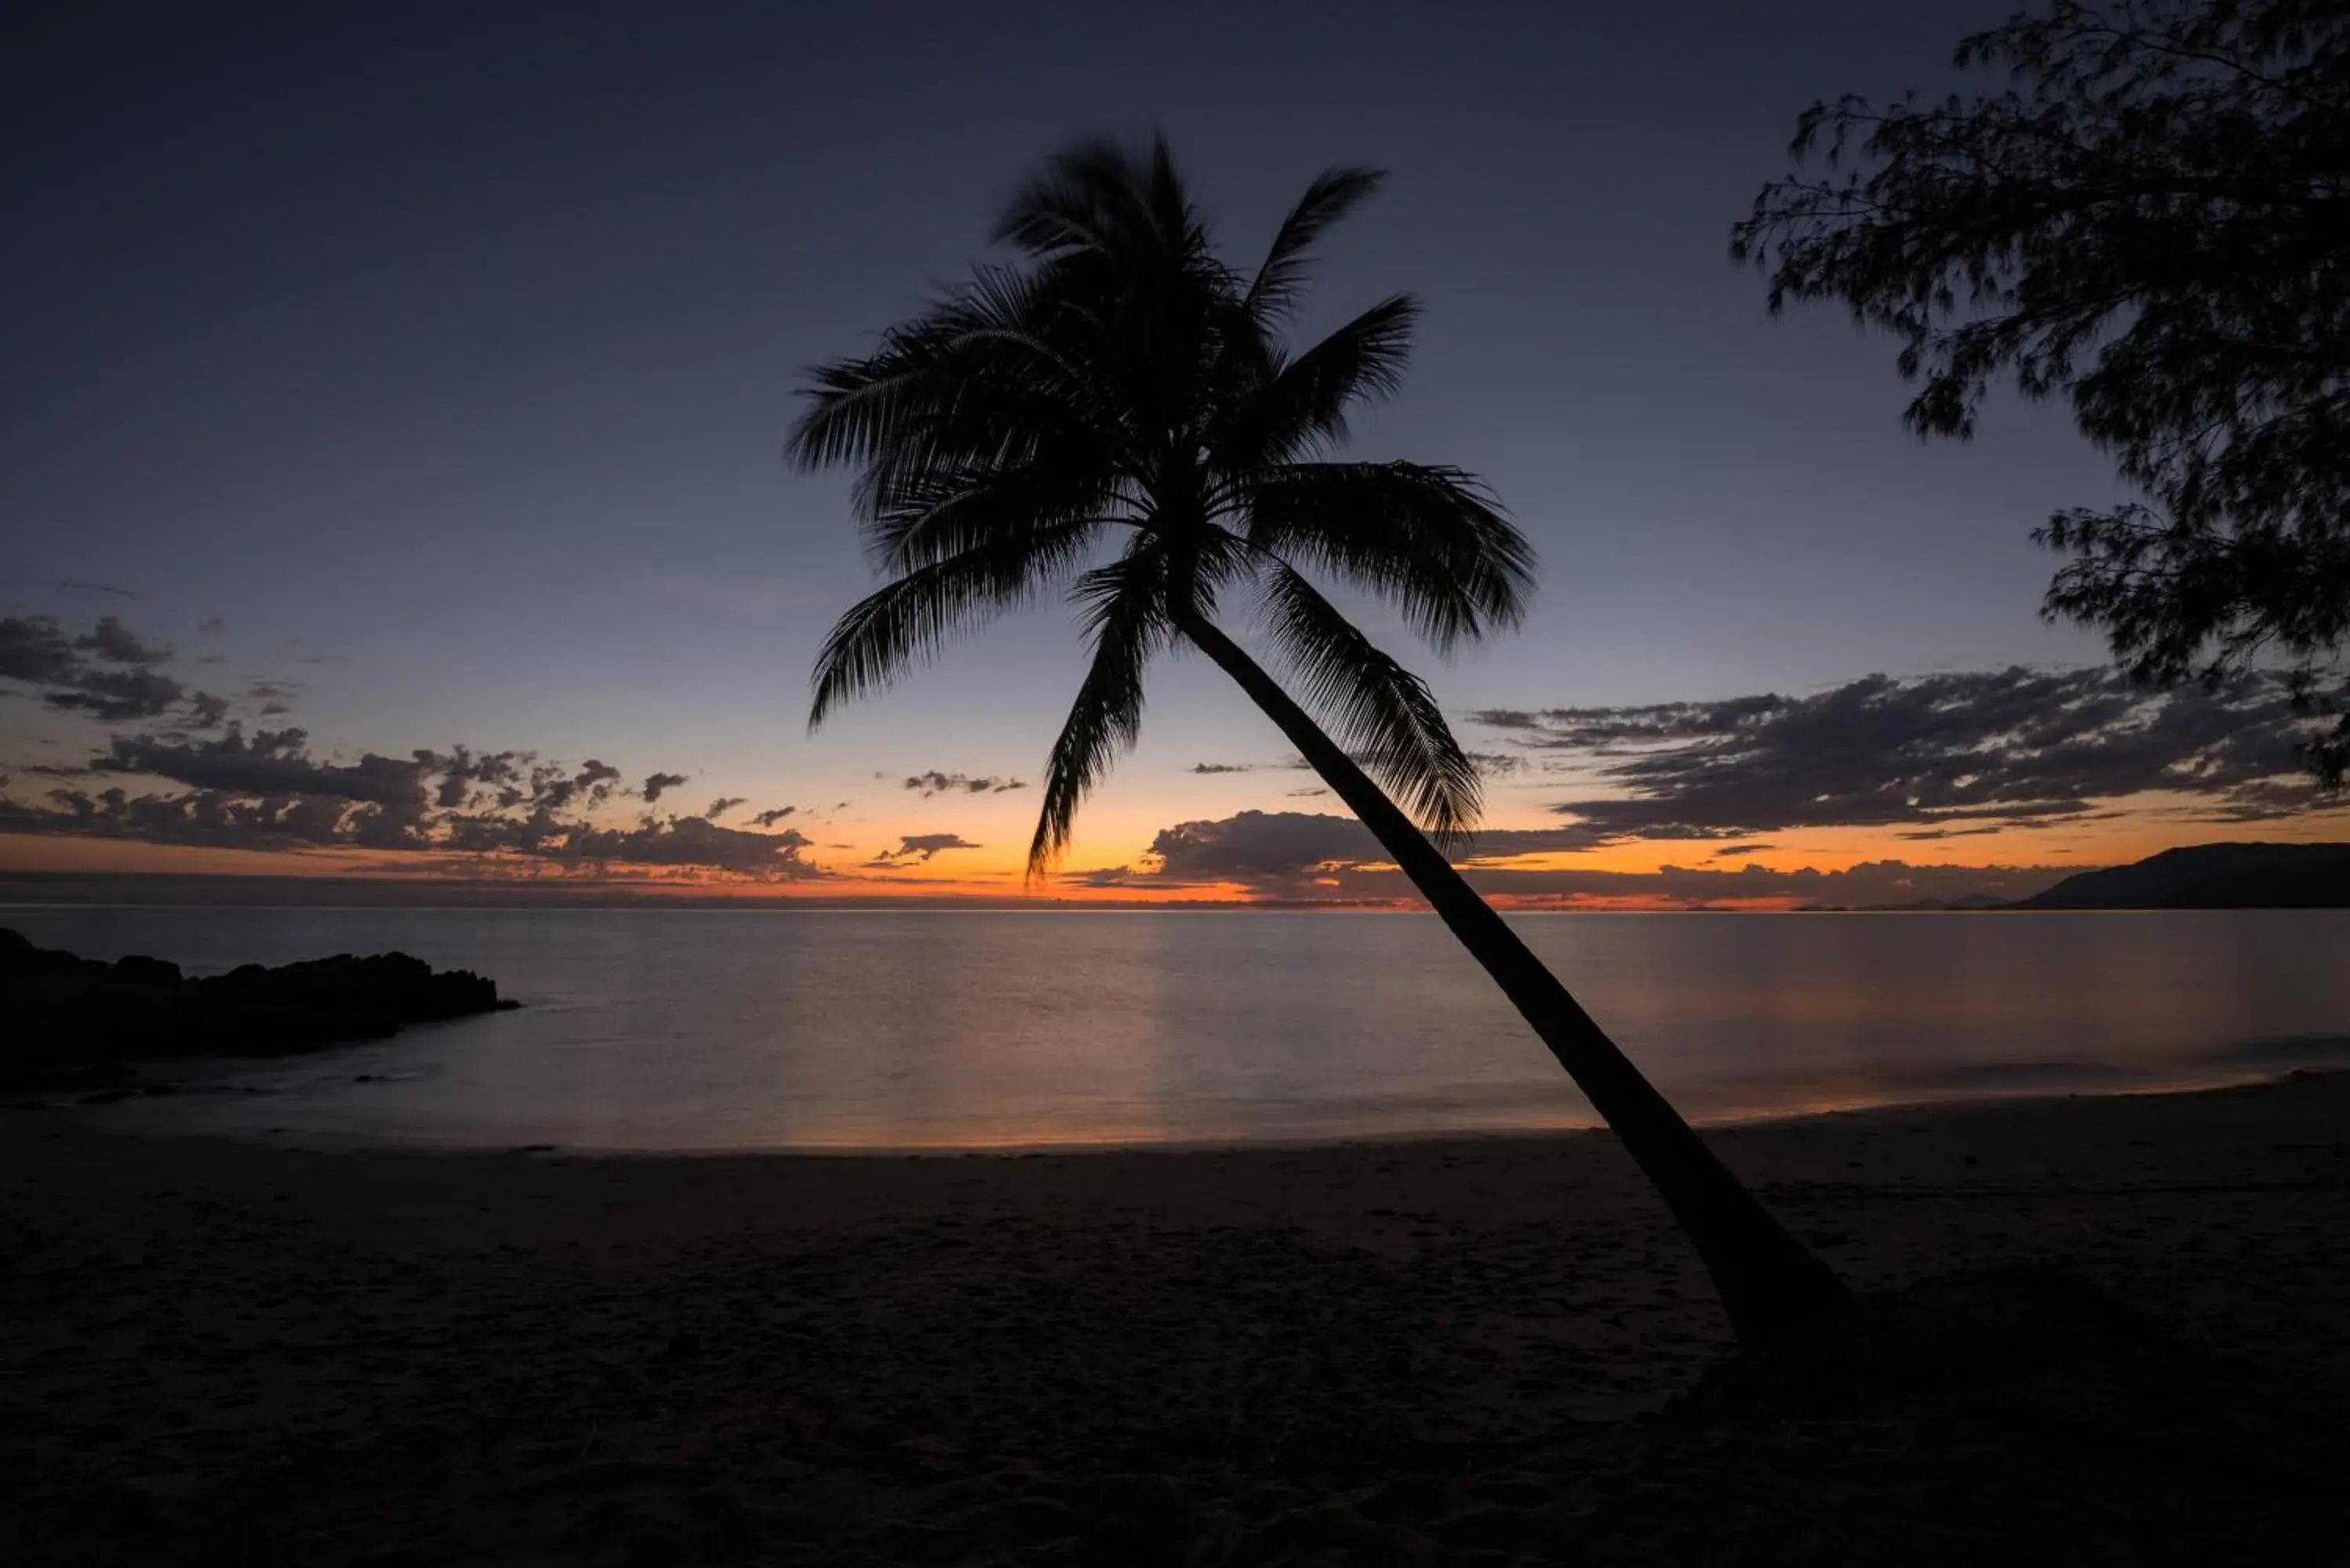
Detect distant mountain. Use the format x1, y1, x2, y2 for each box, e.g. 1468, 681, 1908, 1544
1840, 893, 2014, 912
2014, 843, 2350, 909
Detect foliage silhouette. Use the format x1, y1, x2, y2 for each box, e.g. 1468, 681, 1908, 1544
792, 136, 1843, 1344
1736, 0, 2350, 785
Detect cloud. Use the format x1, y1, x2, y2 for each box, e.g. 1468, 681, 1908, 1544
1114, 809, 2070, 906
705, 796, 747, 819
0, 612, 223, 724
0, 607, 822, 883
1285, 786, 1330, 797
45, 667, 187, 721
76, 616, 170, 664
103, 728, 433, 812
867, 832, 982, 866
1471, 667, 2340, 843
750, 805, 797, 827
198, 617, 226, 636
1190, 762, 1261, 775
0, 617, 79, 684
1146, 811, 1378, 884
904, 771, 1026, 797
52, 579, 137, 599
1709, 842, 1779, 857
3, 723, 823, 880
443, 812, 820, 876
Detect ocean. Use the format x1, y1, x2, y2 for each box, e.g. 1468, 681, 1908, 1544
9, 905, 2348, 1150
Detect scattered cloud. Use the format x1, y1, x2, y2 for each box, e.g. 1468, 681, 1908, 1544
1190, 762, 1262, 775
52, 579, 136, 599
1709, 842, 1778, 858
867, 832, 982, 866
705, 796, 747, 819
0, 617, 78, 684
102, 728, 432, 807
197, 617, 226, 636
2, 723, 825, 881
904, 771, 1026, 797
1472, 667, 2341, 844
640, 770, 689, 804
750, 805, 797, 827
1101, 809, 2069, 906
45, 667, 187, 721
0, 612, 220, 726
77, 616, 170, 664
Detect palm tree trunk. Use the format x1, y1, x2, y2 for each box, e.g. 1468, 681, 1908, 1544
1174, 608, 1846, 1346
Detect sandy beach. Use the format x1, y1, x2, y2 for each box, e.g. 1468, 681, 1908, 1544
5, 1074, 2348, 1564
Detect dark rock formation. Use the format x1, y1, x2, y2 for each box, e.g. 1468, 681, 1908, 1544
1, 928, 516, 1092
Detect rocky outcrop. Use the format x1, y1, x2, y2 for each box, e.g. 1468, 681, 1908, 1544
1, 928, 516, 1092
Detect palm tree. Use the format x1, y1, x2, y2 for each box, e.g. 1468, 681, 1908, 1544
790, 138, 1845, 1346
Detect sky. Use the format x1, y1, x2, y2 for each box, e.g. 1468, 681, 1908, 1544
2, 0, 2344, 908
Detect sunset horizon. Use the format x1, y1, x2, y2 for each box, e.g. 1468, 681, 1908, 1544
7, 2, 2350, 1560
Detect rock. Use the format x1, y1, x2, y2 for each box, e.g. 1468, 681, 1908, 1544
0, 928, 517, 1093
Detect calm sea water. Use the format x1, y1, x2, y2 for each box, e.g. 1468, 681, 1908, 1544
8, 906, 2348, 1150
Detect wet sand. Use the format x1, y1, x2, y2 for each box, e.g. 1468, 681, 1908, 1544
5, 1074, 2348, 1564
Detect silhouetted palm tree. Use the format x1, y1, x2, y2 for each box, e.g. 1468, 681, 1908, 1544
791, 138, 1844, 1344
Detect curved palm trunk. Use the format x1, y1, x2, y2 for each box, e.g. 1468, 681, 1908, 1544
1175, 609, 1846, 1345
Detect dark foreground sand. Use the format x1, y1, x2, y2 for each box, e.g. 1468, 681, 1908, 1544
5, 1075, 2348, 1565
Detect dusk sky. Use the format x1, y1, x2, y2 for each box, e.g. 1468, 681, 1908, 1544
5, 0, 2343, 905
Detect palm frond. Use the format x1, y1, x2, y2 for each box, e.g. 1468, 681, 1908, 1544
789, 266, 1113, 483
1255, 562, 1482, 841
994, 135, 1212, 270
808, 522, 1099, 728
1029, 549, 1169, 872
1211, 295, 1416, 467
1246, 166, 1386, 322
865, 463, 1128, 573
1242, 462, 1534, 652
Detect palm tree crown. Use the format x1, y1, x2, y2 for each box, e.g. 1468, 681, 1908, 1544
792, 136, 1846, 1347
790, 136, 1535, 870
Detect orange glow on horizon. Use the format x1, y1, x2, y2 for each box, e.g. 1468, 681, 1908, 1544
5, 782, 2345, 905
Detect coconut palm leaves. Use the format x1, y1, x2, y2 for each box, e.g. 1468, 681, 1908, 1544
790, 135, 1531, 873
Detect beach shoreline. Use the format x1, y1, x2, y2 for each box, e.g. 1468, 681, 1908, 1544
6, 1071, 2347, 1563
65, 1057, 2312, 1158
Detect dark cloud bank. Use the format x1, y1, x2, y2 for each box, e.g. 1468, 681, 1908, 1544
1081, 669, 2344, 905
2, 728, 819, 880
1077, 811, 2068, 907
1, 612, 825, 880
1473, 667, 2337, 843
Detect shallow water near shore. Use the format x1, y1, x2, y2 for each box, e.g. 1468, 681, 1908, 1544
8, 905, 2348, 1150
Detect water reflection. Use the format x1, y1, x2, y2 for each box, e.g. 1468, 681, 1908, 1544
6, 907, 2345, 1149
